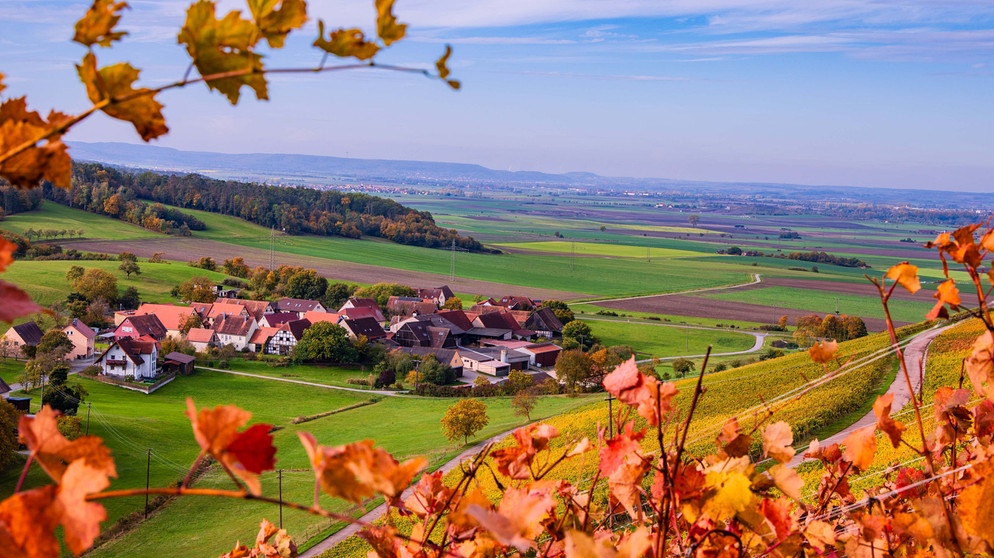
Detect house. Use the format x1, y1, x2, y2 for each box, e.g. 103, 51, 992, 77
340, 317, 387, 341
204, 303, 250, 327
496, 295, 534, 310
163, 352, 196, 375
62, 318, 95, 360
436, 310, 474, 333
114, 314, 167, 342
212, 314, 258, 350
96, 338, 159, 380
134, 303, 209, 338
386, 296, 423, 316
417, 286, 455, 306
339, 298, 385, 322
520, 343, 562, 367
525, 307, 565, 338
0, 321, 44, 358
185, 328, 217, 352
259, 312, 298, 328
393, 320, 456, 349
396, 346, 464, 378
227, 299, 273, 322
249, 327, 280, 353
276, 298, 326, 317
266, 319, 310, 355
302, 310, 342, 325
458, 347, 513, 377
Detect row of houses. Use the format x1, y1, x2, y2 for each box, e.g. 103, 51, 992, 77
1, 319, 95, 360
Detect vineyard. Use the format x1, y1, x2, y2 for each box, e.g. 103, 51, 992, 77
327, 322, 933, 556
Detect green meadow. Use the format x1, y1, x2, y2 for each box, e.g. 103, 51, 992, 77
581, 317, 756, 358
703, 285, 934, 324
3, 202, 161, 241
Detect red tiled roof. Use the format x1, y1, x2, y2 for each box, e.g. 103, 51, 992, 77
186, 328, 216, 343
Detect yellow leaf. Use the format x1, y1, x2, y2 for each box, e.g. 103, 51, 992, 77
958, 473, 994, 545
73, 0, 129, 48
804, 520, 837, 553
769, 464, 803, 500
436, 45, 453, 79
761, 421, 795, 464
702, 457, 754, 520
248, 0, 307, 48
808, 339, 838, 364
177, 0, 267, 105
981, 229, 994, 252
375, 0, 407, 45
885, 262, 921, 294
842, 426, 876, 470
0, 72, 6, 95
564, 530, 615, 558
312, 21, 380, 60
965, 331, 994, 402
76, 52, 168, 141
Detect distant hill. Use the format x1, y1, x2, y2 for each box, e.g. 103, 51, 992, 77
67, 141, 992, 210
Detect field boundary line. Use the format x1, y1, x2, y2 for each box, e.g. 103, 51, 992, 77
197, 367, 403, 396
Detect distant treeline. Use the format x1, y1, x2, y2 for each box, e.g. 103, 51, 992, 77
720, 247, 869, 268
38, 163, 490, 252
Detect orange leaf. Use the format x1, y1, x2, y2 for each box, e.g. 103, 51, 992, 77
805, 520, 837, 553
564, 530, 618, 558
436, 44, 461, 89
73, 0, 129, 48
885, 262, 921, 294
842, 426, 876, 470
187, 399, 275, 494
76, 52, 168, 141
0, 97, 72, 189
227, 423, 276, 474
761, 421, 795, 464
312, 21, 379, 60
248, 0, 307, 48
298, 433, 425, 503
177, 0, 268, 105
759, 497, 795, 540
492, 423, 559, 479
19, 407, 116, 483
927, 278, 961, 320
0, 486, 59, 558
981, 229, 994, 252
0, 72, 5, 95
769, 464, 803, 500
404, 471, 451, 517
0, 280, 46, 323
375, 0, 407, 45
808, 339, 838, 364
599, 421, 644, 477
57, 461, 111, 554
0, 238, 14, 272
609, 453, 650, 519
602, 357, 677, 426
958, 473, 994, 546
872, 393, 906, 448
187, 398, 251, 455
465, 486, 554, 552
965, 331, 994, 402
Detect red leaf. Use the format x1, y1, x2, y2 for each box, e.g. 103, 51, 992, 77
0, 280, 45, 323
226, 423, 276, 474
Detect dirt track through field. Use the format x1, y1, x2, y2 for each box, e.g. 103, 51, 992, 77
65, 238, 585, 301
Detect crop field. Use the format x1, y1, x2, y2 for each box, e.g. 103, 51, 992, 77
582, 317, 757, 359
703, 285, 933, 324
493, 240, 710, 259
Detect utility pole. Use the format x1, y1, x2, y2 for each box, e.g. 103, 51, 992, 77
145, 449, 151, 520
450, 239, 456, 282
85, 402, 91, 436
570, 241, 575, 272
606, 393, 614, 438
278, 469, 284, 529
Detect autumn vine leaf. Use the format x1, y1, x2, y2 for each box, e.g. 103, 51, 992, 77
186, 399, 276, 495
248, 0, 307, 48
436, 45, 461, 90
298, 433, 425, 504
602, 356, 677, 426
872, 393, 906, 448
761, 421, 795, 464
0, 96, 73, 189
20, 406, 117, 483
72, 0, 129, 48
927, 278, 961, 321
313, 21, 380, 61
178, 0, 268, 104
222, 519, 298, 558
375, 0, 406, 45
885, 261, 921, 294
465, 486, 555, 552
77, 53, 168, 141
808, 339, 838, 363
842, 426, 876, 470
965, 332, 994, 402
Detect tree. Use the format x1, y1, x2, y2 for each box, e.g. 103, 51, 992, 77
41, 363, 87, 416
322, 282, 357, 310
671, 357, 695, 377
562, 320, 595, 351
284, 269, 328, 300
0, 400, 18, 471
149, 252, 165, 263
72, 268, 118, 303
192, 256, 217, 271
418, 354, 455, 386
37, 330, 73, 359
373, 363, 396, 389
177, 276, 216, 303
221, 257, 251, 278
65, 265, 85, 286
555, 349, 593, 394
354, 282, 416, 307
179, 312, 204, 334
293, 321, 358, 364
119, 259, 141, 278
84, 298, 110, 328
688, 214, 700, 227
119, 252, 137, 263
540, 299, 574, 324
441, 296, 463, 310
512, 390, 538, 421
440, 398, 489, 444
119, 286, 141, 310
777, 315, 789, 330
506, 369, 534, 393
472, 376, 491, 387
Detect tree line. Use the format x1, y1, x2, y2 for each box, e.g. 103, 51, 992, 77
38, 162, 493, 252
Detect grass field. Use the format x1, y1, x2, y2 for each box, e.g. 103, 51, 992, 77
0, 366, 599, 558
220, 359, 384, 390
2, 259, 232, 307
0, 360, 24, 385
703, 285, 934, 324
493, 240, 711, 259
3, 202, 162, 241
581, 317, 757, 358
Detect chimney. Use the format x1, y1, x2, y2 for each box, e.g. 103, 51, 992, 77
500, 349, 508, 363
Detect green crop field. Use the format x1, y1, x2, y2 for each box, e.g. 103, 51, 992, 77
703, 285, 934, 324
1, 259, 232, 307
3, 202, 162, 241
493, 240, 710, 259
581, 317, 757, 358
220, 359, 384, 390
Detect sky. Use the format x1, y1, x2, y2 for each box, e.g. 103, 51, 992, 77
2, 1, 994, 192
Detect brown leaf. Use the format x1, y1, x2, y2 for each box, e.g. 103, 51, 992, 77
436, 44, 460, 89
0, 486, 59, 558
885, 262, 921, 294
965, 331, 994, 402
312, 22, 379, 60
57, 461, 111, 554
73, 0, 129, 48
974, 399, 994, 442
177, 0, 267, 105
842, 426, 876, 471
0, 97, 72, 189
808, 339, 838, 364
375, 0, 407, 45
609, 453, 650, 519
76, 52, 168, 141
0, 280, 45, 323
872, 393, 906, 448
761, 421, 795, 464
769, 464, 803, 500
248, 0, 307, 48
0, 72, 5, 95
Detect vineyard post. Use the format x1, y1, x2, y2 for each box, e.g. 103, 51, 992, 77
145, 449, 151, 519
85, 402, 91, 436
278, 469, 283, 529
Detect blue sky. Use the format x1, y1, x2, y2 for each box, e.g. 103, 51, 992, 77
2, 1, 994, 191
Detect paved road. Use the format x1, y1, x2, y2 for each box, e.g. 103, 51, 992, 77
6, 356, 95, 394
788, 324, 952, 468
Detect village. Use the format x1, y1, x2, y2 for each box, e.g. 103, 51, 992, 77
1, 283, 567, 395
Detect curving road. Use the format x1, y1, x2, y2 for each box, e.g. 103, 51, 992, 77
787, 324, 952, 468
